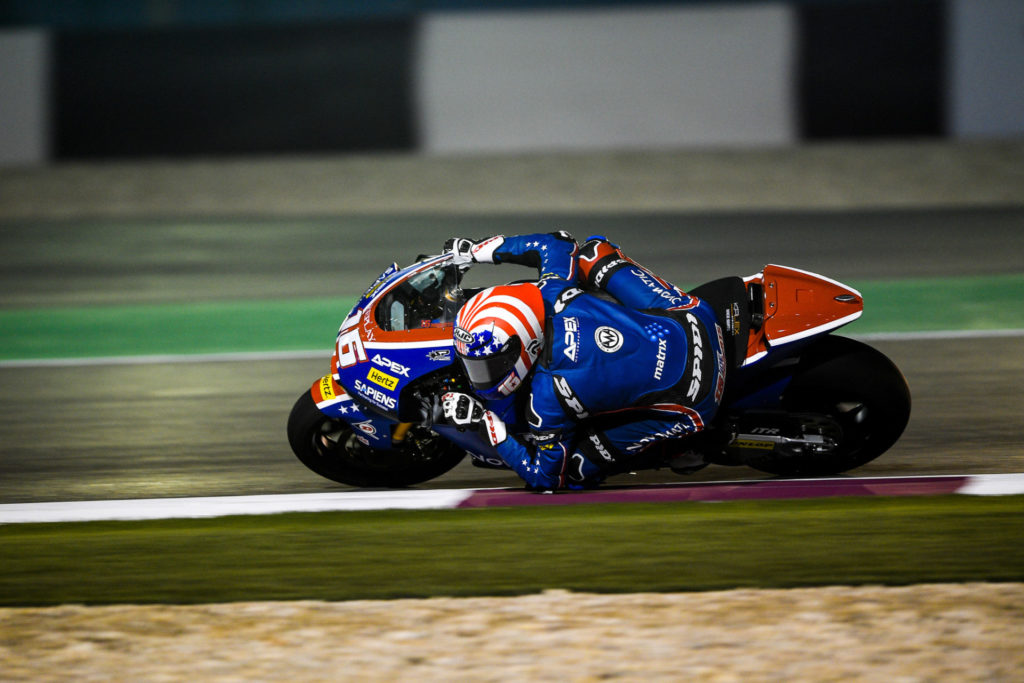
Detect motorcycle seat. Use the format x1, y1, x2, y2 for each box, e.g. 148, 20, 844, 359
688, 276, 752, 370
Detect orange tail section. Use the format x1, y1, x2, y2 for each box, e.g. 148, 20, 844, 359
743, 265, 863, 365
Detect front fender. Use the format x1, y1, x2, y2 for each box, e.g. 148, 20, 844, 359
309, 374, 393, 449
431, 423, 501, 462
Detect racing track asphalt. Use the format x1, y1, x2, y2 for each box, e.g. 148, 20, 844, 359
1, 209, 1022, 503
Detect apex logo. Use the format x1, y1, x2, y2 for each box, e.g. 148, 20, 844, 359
563, 317, 580, 362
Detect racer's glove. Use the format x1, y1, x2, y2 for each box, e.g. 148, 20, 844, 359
443, 238, 478, 266
441, 392, 507, 446
441, 391, 484, 427
443, 236, 505, 266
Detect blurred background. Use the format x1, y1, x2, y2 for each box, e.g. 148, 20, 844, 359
1, 0, 1022, 503
1, 0, 1022, 166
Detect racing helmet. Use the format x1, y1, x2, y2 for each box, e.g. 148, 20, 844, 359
454, 283, 546, 400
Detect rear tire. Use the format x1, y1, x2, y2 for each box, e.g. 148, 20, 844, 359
744, 336, 911, 477
287, 390, 466, 487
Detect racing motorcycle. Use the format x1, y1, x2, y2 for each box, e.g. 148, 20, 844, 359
287, 253, 911, 488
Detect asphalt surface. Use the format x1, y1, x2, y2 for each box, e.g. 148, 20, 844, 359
1, 210, 1022, 503
3, 209, 1023, 308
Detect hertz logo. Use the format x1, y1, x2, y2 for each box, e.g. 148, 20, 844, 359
319, 375, 336, 400
367, 367, 399, 391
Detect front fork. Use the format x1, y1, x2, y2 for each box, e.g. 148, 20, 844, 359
391, 422, 414, 446
311, 374, 412, 451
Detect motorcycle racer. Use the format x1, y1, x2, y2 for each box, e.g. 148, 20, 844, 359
442, 232, 727, 491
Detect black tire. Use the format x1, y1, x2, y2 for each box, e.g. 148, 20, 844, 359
744, 336, 911, 477
287, 390, 466, 487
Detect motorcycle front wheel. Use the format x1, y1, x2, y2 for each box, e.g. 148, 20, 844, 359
287, 390, 467, 487
744, 336, 911, 477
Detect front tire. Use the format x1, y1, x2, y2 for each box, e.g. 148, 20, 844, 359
287, 390, 466, 487
744, 336, 911, 477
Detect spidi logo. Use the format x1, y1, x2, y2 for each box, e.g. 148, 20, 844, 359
685, 313, 704, 402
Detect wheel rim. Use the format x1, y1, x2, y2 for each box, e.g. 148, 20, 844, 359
832, 400, 872, 456
308, 419, 456, 475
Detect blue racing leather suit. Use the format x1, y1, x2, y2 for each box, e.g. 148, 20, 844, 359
468, 232, 726, 490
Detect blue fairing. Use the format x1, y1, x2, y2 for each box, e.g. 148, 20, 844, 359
323, 254, 523, 458
317, 398, 395, 449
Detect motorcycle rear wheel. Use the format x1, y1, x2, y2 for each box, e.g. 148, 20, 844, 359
287, 390, 466, 487
743, 336, 911, 477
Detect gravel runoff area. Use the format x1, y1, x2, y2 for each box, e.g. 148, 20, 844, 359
2, 583, 1022, 681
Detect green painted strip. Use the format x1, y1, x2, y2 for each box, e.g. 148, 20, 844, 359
0, 297, 356, 361
0, 274, 1021, 361
851, 273, 1024, 335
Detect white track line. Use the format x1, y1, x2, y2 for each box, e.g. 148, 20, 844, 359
2, 329, 1022, 369
0, 490, 475, 525
2, 475, 1023, 525
957, 473, 1024, 496
0, 349, 327, 368
854, 329, 1024, 342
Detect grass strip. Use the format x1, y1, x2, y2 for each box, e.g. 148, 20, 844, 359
2, 495, 1022, 606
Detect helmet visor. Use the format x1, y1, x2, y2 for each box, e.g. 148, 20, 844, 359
458, 336, 522, 391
